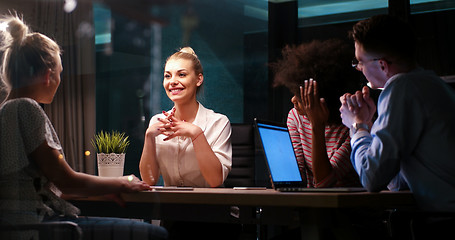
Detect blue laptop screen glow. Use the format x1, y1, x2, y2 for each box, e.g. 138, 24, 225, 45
257, 123, 302, 182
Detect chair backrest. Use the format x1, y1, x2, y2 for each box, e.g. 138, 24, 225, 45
224, 123, 256, 187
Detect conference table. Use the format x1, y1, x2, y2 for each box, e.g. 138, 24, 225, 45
71, 187, 416, 239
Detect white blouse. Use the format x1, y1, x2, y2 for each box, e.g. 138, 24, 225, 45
149, 103, 232, 187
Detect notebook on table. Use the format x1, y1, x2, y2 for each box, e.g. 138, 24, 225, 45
254, 118, 365, 193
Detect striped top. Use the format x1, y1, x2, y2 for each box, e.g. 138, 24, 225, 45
287, 108, 361, 188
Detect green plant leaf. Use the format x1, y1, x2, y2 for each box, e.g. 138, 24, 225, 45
91, 130, 130, 154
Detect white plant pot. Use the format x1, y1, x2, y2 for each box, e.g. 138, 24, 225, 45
97, 153, 125, 177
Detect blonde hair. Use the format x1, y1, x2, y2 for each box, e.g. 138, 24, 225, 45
166, 46, 203, 76
0, 13, 61, 90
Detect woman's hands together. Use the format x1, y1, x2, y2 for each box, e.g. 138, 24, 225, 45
146, 108, 202, 141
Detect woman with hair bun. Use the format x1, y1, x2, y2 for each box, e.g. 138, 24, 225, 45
139, 47, 232, 188
139, 47, 237, 239
0, 14, 168, 240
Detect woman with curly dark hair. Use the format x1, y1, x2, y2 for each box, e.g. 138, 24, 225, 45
271, 38, 363, 188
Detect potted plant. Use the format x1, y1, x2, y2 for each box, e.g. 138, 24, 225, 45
91, 130, 130, 177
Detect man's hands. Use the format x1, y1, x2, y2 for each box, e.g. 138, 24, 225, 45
339, 86, 376, 129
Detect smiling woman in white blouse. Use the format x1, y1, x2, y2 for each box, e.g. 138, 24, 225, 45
139, 47, 232, 188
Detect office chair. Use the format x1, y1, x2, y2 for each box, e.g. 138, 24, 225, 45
224, 123, 256, 188
224, 123, 270, 240
0, 221, 82, 240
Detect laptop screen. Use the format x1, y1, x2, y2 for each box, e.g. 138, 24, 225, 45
256, 121, 303, 184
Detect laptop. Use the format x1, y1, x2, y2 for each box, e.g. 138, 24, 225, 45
254, 118, 365, 192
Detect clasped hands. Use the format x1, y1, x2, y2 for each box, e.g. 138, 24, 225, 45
339, 86, 376, 129
147, 108, 202, 141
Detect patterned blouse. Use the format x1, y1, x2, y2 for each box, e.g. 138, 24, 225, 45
0, 98, 79, 229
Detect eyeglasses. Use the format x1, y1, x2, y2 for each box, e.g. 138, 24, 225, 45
352, 58, 381, 69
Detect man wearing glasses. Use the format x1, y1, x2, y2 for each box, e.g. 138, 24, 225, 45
339, 14, 455, 237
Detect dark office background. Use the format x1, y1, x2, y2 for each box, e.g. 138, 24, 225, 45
2, 0, 452, 178
90, 0, 455, 177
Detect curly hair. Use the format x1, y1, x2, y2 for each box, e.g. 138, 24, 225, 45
271, 39, 362, 125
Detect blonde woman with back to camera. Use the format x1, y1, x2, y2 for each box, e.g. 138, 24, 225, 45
0, 14, 168, 240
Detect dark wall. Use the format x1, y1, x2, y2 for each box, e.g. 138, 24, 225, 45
267, 1, 298, 124
412, 10, 455, 77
